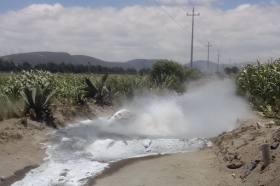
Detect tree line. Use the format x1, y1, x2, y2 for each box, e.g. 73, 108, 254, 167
224, 66, 239, 75
0, 59, 241, 75
0, 59, 151, 74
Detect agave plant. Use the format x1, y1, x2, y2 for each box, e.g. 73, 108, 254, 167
21, 84, 56, 126
80, 74, 109, 106
81, 78, 98, 99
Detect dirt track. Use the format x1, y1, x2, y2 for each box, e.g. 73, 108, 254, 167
92, 149, 241, 186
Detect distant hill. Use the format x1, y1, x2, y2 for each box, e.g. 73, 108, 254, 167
185, 60, 250, 73
0, 52, 159, 71
0, 51, 250, 72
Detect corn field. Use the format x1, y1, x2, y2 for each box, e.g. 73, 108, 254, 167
0, 65, 200, 123
0, 71, 153, 121
0, 69, 188, 108
236, 59, 280, 118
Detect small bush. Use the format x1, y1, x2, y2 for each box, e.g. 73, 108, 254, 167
150, 60, 185, 82
149, 60, 198, 92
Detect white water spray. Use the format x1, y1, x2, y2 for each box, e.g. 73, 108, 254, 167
12, 78, 255, 186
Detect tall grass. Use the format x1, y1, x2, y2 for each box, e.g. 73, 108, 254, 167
0, 92, 24, 121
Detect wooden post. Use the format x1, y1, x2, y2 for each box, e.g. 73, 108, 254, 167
262, 143, 272, 167
88, 62, 90, 74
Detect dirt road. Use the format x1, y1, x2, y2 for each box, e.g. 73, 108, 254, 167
92, 149, 242, 186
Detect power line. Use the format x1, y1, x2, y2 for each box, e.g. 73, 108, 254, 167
188, 0, 209, 42
217, 49, 221, 72
169, 0, 208, 54
172, 0, 187, 13
198, 15, 208, 41
170, 0, 192, 24
205, 42, 212, 71
152, 0, 208, 65
152, 0, 191, 34
187, 7, 200, 68
169, 0, 185, 14
197, 16, 208, 42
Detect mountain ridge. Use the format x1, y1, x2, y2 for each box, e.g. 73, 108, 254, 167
0, 51, 249, 72
0, 52, 159, 71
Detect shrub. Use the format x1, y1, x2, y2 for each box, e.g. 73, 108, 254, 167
150, 60, 185, 82
149, 60, 186, 92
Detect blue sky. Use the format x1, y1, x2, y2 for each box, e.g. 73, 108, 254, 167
0, 0, 278, 62
0, 0, 276, 13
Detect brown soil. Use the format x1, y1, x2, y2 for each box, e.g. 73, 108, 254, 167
87, 155, 165, 186
92, 149, 240, 186
0, 118, 53, 185
212, 119, 280, 186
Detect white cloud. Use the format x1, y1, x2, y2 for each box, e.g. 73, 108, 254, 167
270, 0, 278, 5
0, 3, 279, 63
236, 4, 251, 11
157, 0, 220, 6
157, 0, 188, 5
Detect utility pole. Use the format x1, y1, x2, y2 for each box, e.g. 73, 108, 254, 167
205, 42, 212, 71
270, 57, 273, 63
217, 49, 221, 72
229, 59, 231, 67
187, 7, 200, 68
88, 62, 90, 74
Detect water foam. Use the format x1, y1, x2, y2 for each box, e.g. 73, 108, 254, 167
12, 79, 254, 186
12, 112, 211, 186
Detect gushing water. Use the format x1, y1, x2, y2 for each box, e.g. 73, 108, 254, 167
12, 78, 255, 186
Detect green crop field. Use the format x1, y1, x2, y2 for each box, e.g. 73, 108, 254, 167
236, 59, 280, 118
0, 60, 200, 124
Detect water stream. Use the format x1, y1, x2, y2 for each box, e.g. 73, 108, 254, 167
12, 79, 255, 186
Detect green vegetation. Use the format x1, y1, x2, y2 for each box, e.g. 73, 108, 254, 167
0, 60, 201, 126
0, 92, 23, 121
236, 59, 280, 118
150, 60, 200, 93
0, 59, 138, 74
80, 74, 110, 106
224, 66, 239, 75
21, 85, 56, 126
